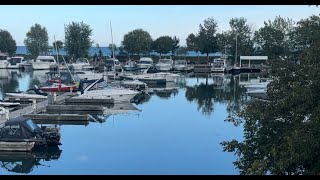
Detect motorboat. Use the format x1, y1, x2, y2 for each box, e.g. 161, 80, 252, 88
5, 89, 48, 100
0, 117, 61, 149
71, 58, 93, 71
0, 101, 20, 107
105, 58, 122, 72
137, 57, 153, 69
31, 56, 57, 70
123, 60, 138, 71
155, 58, 174, 71
7, 56, 27, 69
246, 88, 268, 100
143, 66, 180, 82
173, 60, 193, 71
0, 52, 10, 69
211, 57, 227, 73
73, 78, 140, 103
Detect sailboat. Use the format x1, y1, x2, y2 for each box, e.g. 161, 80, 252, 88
36, 37, 78, 92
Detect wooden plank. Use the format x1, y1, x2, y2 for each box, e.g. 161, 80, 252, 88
23, 114, 89, 121
65, 98, 114, 104
33, 119, 89, 126
0, 142, 35, 152
0, 92, 78, 122
47, 105, 104, 111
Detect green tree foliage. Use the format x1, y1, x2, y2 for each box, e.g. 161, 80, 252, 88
175, 46, 188, 58
24, 23, 49, 58
0, 29, 16, 56
53, 40, 64, 51
228, 17, 254, 64
292, 15, 320, 52
198, 17, 219, 61
108, 43, 118, 53
254, 16, 294, 58
186, 33, 201, 61
122, 29, 152, 56
221, 14, 320, 175
152, 36, 179, 57
65, 21, 93, 60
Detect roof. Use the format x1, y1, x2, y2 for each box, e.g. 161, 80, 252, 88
37, 56, 55, 59
240, 56, 268, 60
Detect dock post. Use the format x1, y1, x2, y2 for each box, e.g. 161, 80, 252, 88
32, 99, 37, 114
5, 108, 9, 120
53, 92, 57, 103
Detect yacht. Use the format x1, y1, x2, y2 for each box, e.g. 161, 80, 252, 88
73, 78, 140, 103
123, 60, 138, 71
211, 57, 227, 73
32, 56, 58, 70
173, 60, 193, 71
71, 58, 93, 71
7, 56, 27, 69
105, 58, 122, 72
0, 52, 10, 69
155, 58, 174, 71
137, 57, 153, 69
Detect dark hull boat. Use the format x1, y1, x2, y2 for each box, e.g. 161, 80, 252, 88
0, 117, 61, 151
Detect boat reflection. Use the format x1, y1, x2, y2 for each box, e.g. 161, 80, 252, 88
0, 146, 62, 174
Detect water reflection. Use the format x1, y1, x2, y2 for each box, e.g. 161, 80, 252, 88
0, 147, 62, 174
185, 73, 247, 116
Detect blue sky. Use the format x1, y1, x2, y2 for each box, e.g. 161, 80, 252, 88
0, 5, 319, 46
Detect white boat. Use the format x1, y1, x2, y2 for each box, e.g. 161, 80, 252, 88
246, 89, 268, 100
118, 79, 147, 90
155, 58, 174, 71
5, 89, 47, 100
71, 58, 93, 71
102, 103, 140, 115
75, 71, 106, 81
137, 57, 153, 69
244, 81, 269, 90
120, 73, 166, 85
211, 57, 227, 73
19, 60, 33, 71
32, 56, 57, 70
142, 67, 180, 82
74, 79, 140, 103
123, 60, 138, 71
7, 56, 27, 69
173, 60, 193, 71
105, 58, 122, 72
0, 101, 20, 107
0, 53, 10, 69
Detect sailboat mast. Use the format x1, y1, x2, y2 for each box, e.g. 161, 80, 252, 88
110, 21, 115, 59
53, 35, 60, 77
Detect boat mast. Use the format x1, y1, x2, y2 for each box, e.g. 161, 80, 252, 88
53, 35, 60, 77
110, 21, 115, 59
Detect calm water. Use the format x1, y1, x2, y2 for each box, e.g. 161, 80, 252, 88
0, 69, 256, 175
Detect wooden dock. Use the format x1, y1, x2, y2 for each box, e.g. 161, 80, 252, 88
0, 92, 78, 124
24, 114, 89, 121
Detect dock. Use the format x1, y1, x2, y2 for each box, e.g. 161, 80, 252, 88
0, 92, 78, 124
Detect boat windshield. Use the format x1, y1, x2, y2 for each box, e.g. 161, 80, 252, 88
76, 58, 89, 64
0, 55, 7, 60
159, 59, 172, 64
39, 59, 55, 63
138, 61, 152, 64
26, 119, 39, 132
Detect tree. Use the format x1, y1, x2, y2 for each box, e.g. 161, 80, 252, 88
122, 29, 152, 56
65, 21, 93, 60
24, 23, 49, 58
222, 14, 320, 175
108, 43, 118, 54
0, 30, 16, 56
186, 33, 201, 61
197, 17, 219, 62
227, 17, 255, 64
254, 16, 294, 59
175, 46, 188, 59
98, 49, 103, 57
152, 36, 178, 58
172, 36, 180, 55
53, 40, 64, 51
